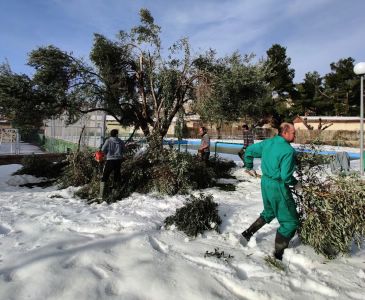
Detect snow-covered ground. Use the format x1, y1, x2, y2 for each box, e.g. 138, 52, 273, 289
0, 144, 364, 300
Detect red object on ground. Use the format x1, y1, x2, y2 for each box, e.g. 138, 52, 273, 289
95, 150, 104, 162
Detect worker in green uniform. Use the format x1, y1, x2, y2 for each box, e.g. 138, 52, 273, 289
241, 122, 300, 260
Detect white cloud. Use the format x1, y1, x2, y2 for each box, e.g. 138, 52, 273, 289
1, 0, 364, 81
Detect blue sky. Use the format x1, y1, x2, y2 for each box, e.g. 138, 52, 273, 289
1, 0, 364, 83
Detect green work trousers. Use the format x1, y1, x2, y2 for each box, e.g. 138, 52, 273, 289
259, 176, 299, 239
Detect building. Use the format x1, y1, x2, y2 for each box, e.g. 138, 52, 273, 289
293, 116, 364, 131
0, 117, 11, 130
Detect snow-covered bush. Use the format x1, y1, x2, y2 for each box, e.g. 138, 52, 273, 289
110, 149, 228, 201
73, 148, 235, 203
164, 193, 221, 237
13, 154, 63, 178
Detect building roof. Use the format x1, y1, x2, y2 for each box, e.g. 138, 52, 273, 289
294, 116, 361, 123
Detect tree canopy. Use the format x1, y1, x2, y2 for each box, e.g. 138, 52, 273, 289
0, 9, 362, 138
0, 63, 58, 128
292, 57, 360, 118
193, 52, 270, 131
19, 9, 213, 147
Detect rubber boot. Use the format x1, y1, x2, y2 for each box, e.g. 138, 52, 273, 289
241, 216, 266, 242
273, 232, 291, 260
99, 181, 106, 201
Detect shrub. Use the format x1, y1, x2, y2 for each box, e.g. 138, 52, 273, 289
109, 150, 211, 200
74, 175, 101, 200
165, 150, 214, 192
295, 145, 365, 259
118, 154, 152, 197
209, 157, 236, 179
164, 193, 221, 237
298, 174, 365, 259
58, 150, 100, 188
101, 149, 234, 202
58, 147, 235, 203
13, 154, 63, 178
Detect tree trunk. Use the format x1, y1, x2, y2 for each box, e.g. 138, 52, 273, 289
147, 130, 164, 152
217, 119, 222, 139
345, 92, 349, 115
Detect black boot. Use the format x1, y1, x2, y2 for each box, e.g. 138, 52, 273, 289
274, 232, 291, 260
241, 217, 266, 242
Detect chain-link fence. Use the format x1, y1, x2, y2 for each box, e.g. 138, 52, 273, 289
44, 125, 103, 150
184, 126, 276, 140
43, 113, 105, 152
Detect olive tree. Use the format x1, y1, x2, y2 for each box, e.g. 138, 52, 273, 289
25, 9, 210, 149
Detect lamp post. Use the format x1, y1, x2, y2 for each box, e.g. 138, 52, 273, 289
354, 62, 365, 176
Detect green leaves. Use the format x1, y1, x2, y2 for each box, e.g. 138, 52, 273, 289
264, 44, 295, 97
293, 57, 360, 117
295, 145, 365, 259
13, 154, 63, 179
164, 193, 222, 237
131, 8, 161, 48
0, 66, 50, 128
58, 150, 99, 189
65, 147, 235, 203
194, 52, 270, 125
324, 57, 359, 116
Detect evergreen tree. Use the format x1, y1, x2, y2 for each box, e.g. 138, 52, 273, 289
294, 71, 333, 116
264, 44, 295, 96
263, 44, 295, 122
0, 63, 57, 129
323, 57, 359, 116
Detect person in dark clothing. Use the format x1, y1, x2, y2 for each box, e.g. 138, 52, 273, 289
99, 129, 126, 199
242, 124, 254, 148
198, 126, 210, 163
238, 123, 254, 160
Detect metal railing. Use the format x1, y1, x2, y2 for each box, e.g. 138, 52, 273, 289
214, 141, 243, 158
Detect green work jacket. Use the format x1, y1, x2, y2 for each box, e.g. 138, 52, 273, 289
244, 135, 297, 186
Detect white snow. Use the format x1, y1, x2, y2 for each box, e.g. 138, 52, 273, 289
0, 144, 364, 300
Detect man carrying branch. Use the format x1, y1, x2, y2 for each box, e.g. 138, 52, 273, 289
241, 122, 300, 260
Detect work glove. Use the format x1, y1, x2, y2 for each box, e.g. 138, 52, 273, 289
245, 169, 258, 178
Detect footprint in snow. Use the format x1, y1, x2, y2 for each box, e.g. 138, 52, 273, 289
148, 236, 169, 254
0, 224, 11, 235
289, 278, 339, 297
232, 262, 271, 280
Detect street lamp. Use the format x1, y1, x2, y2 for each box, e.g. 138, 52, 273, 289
354, 62, 365, 176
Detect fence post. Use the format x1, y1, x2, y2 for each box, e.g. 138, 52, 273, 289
15, 129, 20, 154
214, 141, 219, 159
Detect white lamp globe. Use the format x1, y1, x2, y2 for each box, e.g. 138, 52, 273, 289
354, 62, 365, 75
